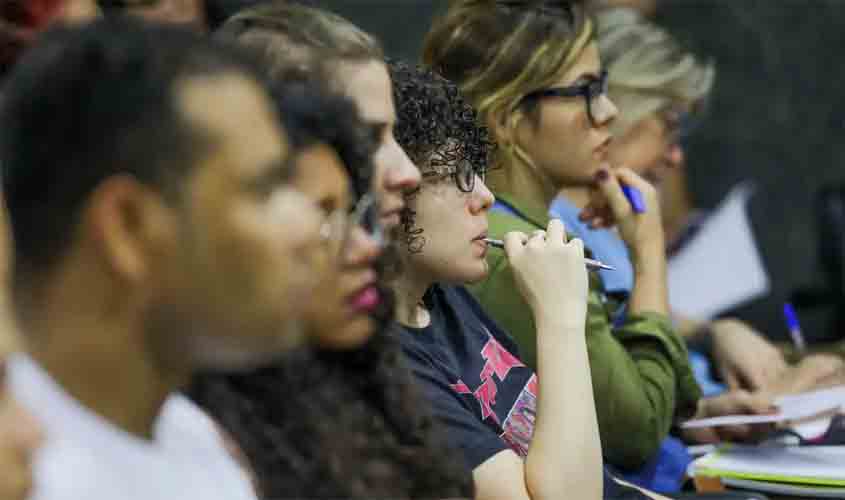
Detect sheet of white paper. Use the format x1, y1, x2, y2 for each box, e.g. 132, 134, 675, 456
682, 384, 845, 429
667, 182, 770, 320
693, 445, 845, 482
776, 385, 845, 409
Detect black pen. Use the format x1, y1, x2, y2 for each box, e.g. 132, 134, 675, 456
483, 238, 615, 271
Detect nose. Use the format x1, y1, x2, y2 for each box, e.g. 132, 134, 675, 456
343, 226, 383, 267
592, 94, 618, 128
381, 136, 421, 195
469, 175, 495, 214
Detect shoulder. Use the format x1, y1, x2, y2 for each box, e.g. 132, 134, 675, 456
30, 438, 118, 500
158, 394, 223, 451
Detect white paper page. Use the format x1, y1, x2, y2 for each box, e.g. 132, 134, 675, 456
682, 384, 845, 429
694, 445, 845, 482
667, 182, 770, 320
776, 385, 845, 410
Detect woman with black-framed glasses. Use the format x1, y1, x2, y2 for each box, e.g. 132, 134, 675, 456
423, 0, 703, 486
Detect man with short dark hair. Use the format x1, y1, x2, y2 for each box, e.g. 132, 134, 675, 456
3, 17, 324, 500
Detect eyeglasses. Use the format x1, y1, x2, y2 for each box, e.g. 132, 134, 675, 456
522, 70, 609, 127
320, 193, 384, 257
422, 158, 486, 193
660, 104, 704, 146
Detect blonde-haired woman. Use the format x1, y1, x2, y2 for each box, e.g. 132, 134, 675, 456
423, 0, 701, 471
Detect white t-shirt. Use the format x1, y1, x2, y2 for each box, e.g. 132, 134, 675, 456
9, 355, 258, 500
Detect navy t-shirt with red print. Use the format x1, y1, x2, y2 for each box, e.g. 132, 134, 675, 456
394, 284, 648, 500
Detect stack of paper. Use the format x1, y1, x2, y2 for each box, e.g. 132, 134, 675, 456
692, 445, 845, 497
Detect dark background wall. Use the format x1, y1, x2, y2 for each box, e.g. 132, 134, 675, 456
313, 0, 845, 345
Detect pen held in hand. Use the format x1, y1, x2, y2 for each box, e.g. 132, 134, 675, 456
783, 302, 807, 354
483, 238, 615, 271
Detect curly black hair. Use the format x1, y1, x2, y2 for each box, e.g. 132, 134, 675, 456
389, 58, 493, 254
188, 77, 472, 499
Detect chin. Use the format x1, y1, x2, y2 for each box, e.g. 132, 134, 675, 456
312, 316, 376, 351
458, 262, 490, 285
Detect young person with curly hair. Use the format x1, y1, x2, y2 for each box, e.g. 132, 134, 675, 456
389, 59, 678, 500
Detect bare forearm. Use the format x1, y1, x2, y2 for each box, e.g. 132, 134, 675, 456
524, 314, 603, 500
628, 247, 669, 316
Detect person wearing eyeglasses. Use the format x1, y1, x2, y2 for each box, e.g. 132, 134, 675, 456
187, 5, 473, 497
585, 5, 845, 409
388, 58, 682, 500
423, 0, 702, 475
540, 6, 789, 493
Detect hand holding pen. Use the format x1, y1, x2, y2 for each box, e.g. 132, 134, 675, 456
484, 238, 614, 271
579, 166, 666, 258
502, 219, 589, 324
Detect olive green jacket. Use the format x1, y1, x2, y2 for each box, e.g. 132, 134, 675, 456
469, 192, 701, 469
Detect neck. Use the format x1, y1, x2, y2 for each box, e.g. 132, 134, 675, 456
19, 267, 187, 440
660, 169, 696, 244
491, 156, 559, 209
558, 185, 593, 210
391, 266, 433, 329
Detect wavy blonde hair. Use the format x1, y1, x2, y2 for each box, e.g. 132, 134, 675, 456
595, 7, 715, 135
423, 0, 594, 172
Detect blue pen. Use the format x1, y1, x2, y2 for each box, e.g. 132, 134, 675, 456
622, 185, 646, 214
783, 302, 806, 354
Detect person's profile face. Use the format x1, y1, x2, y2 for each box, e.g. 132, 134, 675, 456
606, 104, 687, 186
155, 74, 325, 370
512, 42, 618, 188
291, 144, 382, 350
336, 60, 421, 231
401, 149, 495, 285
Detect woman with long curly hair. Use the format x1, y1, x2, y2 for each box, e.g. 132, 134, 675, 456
189, 72, 472, 498
388, 59, 677, 500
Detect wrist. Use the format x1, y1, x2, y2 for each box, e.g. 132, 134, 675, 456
534, 308, 586, 335
630, 242, 666, 270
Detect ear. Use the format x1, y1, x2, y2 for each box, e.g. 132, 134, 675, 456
83, 175, 176, 285
486, 105, 527, 149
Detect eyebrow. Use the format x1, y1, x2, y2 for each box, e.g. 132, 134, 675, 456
365, 122, 388, 141
248, 156, 296, 191
570, 69, 604, 85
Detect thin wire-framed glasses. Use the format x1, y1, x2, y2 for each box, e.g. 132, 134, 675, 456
660, 104, 705, 146
522, 70, 609, 127
422, 158, 486, 193
320, 192, 384, 258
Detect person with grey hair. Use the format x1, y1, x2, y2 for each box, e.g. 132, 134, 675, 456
556, 5, 842, 397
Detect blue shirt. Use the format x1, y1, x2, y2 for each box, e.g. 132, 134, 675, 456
549, 196, 634, 297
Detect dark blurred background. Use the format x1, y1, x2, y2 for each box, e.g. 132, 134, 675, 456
309, 0, 845, 346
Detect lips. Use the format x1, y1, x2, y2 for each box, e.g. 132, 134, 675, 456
349, 285, 381, 313
472, 230, 488, 242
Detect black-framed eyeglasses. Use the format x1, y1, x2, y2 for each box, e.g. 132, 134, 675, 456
320, 193, 384, 258
522, 70, 609, 127
422, 158, 486, 193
